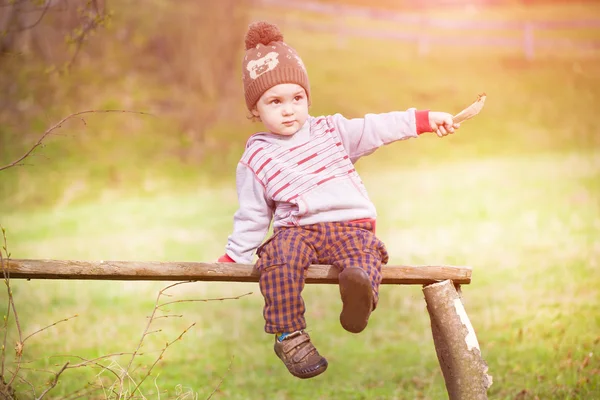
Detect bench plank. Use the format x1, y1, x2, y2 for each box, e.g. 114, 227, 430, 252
5, 259, 471, 284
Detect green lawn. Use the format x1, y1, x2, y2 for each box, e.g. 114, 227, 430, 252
2, 149, 599, 399
1, 1, 600, 399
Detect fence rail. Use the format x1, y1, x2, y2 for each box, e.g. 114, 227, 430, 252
260, 0, 600, 58
6, 259, 472, 284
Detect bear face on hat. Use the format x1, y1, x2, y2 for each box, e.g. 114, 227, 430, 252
242, 21, 310, 111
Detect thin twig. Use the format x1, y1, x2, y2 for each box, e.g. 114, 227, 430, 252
206, 356, 235, 400
23, 315, 78, 344
152, 314, 183, 320
154, 374, 161, 400
119, 281, 250, 398
157, 292, 252, 309
87, 360, 122, 387
6, 0, 51, 32
11, 366, 59, 375
127, 323, 196, 400
51, 352, 148, 369
0, 110, 152, 172
13, 372, 37, 398
119, 282, 186, 396
0, 226, 10, 378
36, 362, 69, 400
55, 383, 105, 400
0, 228, 24, 390
66, 16, 100, 70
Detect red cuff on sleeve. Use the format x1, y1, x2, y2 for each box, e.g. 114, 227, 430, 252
217, 254, 235, 263
415, 110, 431, 135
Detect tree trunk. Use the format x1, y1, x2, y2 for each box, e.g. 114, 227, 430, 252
423, 280, 492, 400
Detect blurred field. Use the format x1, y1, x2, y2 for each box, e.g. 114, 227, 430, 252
1, 0, 600, 399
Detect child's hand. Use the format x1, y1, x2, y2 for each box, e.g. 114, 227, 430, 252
217, 254, 235, 263
429, 112, 460, 137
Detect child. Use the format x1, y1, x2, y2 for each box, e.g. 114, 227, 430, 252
218, 21, 460, 379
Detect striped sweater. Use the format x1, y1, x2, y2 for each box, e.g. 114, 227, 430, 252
224, 109, 431, 263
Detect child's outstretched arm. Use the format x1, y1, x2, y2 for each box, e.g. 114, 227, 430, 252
330, 109, 430, 163
219, 163, 273, 264
331, 109, 460, 162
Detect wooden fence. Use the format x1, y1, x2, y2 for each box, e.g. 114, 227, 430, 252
260, 0, 600, 59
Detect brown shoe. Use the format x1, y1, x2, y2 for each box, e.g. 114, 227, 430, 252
273, 331, 328, 379
339, 267, 374, 333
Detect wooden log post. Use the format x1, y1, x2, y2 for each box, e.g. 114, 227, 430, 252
423, 280, 493, 400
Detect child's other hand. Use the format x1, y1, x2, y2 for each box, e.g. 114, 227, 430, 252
429, 112, 460, 137
217, 254, 235, 263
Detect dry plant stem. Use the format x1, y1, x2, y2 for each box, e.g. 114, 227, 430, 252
0, 226, 10, 378
206, 356, 235, 400
67, 1, 105, 70
120, 281, 251, 399
36, 362, 69, 400
10, 1, 51, 32
14, 372, 36, 397
0, 263, 9, 379
156, 292, 252, 309
0, 227, 24, 391
22, 315, 78, 344
13, 366, 58, 375
84, 360, 122, 390
153, 314, 183, 320
126, 323, 196, 400
0, 110, 152, 172
152, 376, 161, 400
54, 352, 144, 369
119, 281, 190, 394
57, 384, 105, 400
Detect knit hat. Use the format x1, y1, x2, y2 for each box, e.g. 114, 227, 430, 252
242, 21, 310, 111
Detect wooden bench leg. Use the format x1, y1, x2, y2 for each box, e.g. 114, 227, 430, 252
423, 280, 493, 400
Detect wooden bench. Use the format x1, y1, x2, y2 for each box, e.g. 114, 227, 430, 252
6, 259, 492, 399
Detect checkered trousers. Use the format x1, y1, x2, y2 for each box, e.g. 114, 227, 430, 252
255, 220, 389, 334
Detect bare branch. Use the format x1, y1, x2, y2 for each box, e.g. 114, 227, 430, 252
56, 383, 105, 400
152, 314, 183, 320
127, 323, 196, 400
119, 280, 249, 398
206, 356, 234, 400
118, 282, 187, 396
0, 110, 152, 172
23, 315, 78, 344
51, 352, 147, 369
36, 362, 69, 400
157, 292, 252, 309
13, 372, 37, 398
0, 228, 10, 378
0, 226, 24, 390
5, 1, 51, 32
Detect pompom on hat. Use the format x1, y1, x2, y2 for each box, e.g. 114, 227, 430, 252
242, 21, 310, 111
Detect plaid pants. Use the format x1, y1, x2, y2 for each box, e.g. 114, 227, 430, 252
256, 220, 389, 334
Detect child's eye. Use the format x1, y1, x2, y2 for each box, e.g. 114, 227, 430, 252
270, 99, 280, 105
294, 96, 303, 101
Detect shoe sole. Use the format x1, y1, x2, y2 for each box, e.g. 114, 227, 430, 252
293, 358, 328, 379
339, 267, 373, 333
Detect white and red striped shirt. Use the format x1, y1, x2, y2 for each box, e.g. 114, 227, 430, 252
225, 109, 430, 263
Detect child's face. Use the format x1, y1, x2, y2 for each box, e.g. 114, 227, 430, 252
252, 83, 309, 136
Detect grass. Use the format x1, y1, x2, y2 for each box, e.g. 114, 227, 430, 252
1, 1, 600, 398
2, 150, 599, 399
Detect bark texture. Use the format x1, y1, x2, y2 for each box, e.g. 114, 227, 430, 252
423, 280, 492, 400
6, 259, 471, 284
